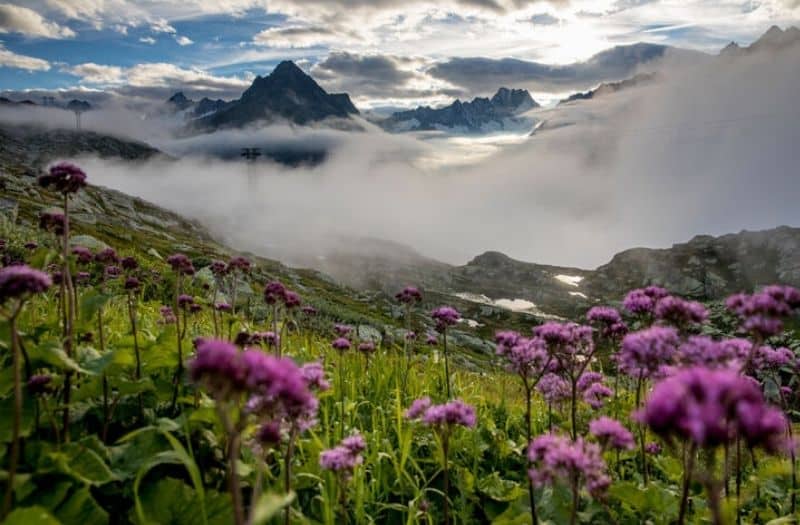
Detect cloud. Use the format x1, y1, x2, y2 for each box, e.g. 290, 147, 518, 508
139, 36, 156, 44
310, 51, 463, 104
150, 18, 176, 33
57, 61, 252, 102
253, 25, 341, 48
0, 3, 75, 38
530, 12, 560, 25
0, 43, 50, 70
174, 35, 194, 46
64, 40, 800, 271
426, 43, 711, 94
64, 62, 125, 84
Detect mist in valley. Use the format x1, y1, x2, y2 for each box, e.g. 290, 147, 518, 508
5, 43, 800, 271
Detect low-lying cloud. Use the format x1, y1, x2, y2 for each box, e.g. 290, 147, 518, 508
10, 43, 800, 271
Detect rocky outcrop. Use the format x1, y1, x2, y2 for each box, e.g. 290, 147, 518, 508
191, 61, 359, 131
381, 87, 538, 133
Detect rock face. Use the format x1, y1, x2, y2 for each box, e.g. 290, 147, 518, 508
192, 61, 359, 131
382, 87, 538, 133
0, 124, 163, 168
298, 227, 800, 319
721, 25, 800, 57
559, 73, 657, 105
583, 227, 800, 300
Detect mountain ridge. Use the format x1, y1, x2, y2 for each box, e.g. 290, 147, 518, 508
191, 60, 359, 132
381, 87, 538, 133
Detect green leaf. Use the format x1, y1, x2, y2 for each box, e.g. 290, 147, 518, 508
46, 441, 117, 485
79, 291, 113, 325
0, 394, 36, 442
28, 340, 92, 375
250, 491, 295, 525
2, 506, 62, 525
477, 472, 524, 502
132, 477, 232, 525
53, 486, 109, 525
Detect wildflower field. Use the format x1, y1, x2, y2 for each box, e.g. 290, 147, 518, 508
1, 163, 799, 525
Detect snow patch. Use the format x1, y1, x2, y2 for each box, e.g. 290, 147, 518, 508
555, 274, 584, 287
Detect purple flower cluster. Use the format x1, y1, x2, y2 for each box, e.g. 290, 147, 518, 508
753, 345, 796, 372
124, 277, 141, 291
27, 374, 53, 395
227, 256, 251, 273
640, 366, 788, 452
726, 286, 800, 338
358, 341, 376, 354
160, 306, 177, 324
583, 382, 614, 409
576, 371, 603, 392
190, 340, 319, 434
538, 373, 570, 404
302, 305, 318, 316
527, 434, 611, 497
320, 432, 366, 478
178, 294, 195, 308
497, 335, 551, 381
263, 281, 287, 305
618, 326, 680, 379
210, 260, 228, 276
72, 246, 93, 264
431, 306, 460, 331
95, 248, 120, 264
589, 417, 635, 450
38, 162, 87, 194
654, 296, 708, 328
300, 361, 330, 391
121, 256, 138, 271
39, 211, 65, 236
0, 265, 52, 303
622, 286, 669, 316
334, 323, 352, 336
167, 253, 195, 275
405, 397, 477, 429
678, 336, 744, 369
396, 286, 423, 304
586, 306, 628, 339
332, 337, 351, 351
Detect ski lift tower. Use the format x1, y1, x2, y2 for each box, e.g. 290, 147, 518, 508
241, 147, 262, 187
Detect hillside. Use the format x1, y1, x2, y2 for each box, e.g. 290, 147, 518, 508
0, 123, 534, 364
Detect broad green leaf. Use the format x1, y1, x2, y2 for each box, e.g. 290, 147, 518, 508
79, 292, 114, 325
46, 441, 117, 485
477, 472, 524, 502
2, 506, 62, 525
28, 340, 92, 375
131, 477, 232, 525
250, 491, 295, 525
0, 395, 36, 442
53, 486, 109, 525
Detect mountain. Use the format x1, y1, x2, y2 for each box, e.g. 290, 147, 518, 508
190, 97, 228, 118
559, 73, 657, 105
192, 61, 359, 132
166, 91, 194, 111
297, 226, 800, 319
382, 87, 538, 133
720, 25, 800, 58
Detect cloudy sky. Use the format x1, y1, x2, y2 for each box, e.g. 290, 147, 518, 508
1, 0, 798, 108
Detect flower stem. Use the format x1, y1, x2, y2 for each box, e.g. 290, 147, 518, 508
2, 311, 21, 519
443, 329, 451, 399
678, 443, 696, 524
